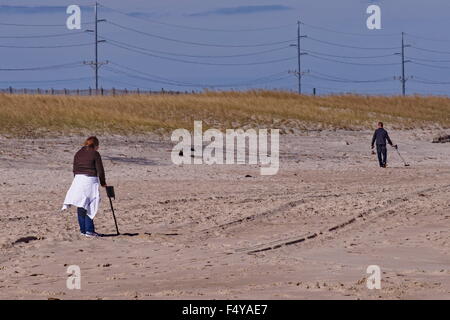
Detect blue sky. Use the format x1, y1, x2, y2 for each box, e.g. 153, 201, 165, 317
2, 0, 450, 95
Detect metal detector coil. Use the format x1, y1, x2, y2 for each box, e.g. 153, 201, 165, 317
106, 186, 115, 199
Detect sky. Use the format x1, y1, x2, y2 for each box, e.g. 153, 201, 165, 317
2, 0, 450, 95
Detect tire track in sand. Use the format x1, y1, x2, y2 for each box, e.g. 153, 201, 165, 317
236, 184, 450, 254
199, 190, 381, 235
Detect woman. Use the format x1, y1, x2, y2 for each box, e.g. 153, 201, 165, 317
62, 136, 107, 237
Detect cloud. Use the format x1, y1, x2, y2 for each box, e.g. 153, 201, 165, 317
128, 11, 170, 19
0, 5, 91, 15
189, 5, 292, 17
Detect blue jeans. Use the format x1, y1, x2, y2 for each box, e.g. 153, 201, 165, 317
376, 144, 387, 167
77, 207, 95, 234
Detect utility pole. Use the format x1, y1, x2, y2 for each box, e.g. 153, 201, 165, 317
95, 2, 99, 90
84, 2, 108, 92
395, 32, 411, 96
297, 21, 301, 94
289, 21, 307, 94
401, 32, 406, 96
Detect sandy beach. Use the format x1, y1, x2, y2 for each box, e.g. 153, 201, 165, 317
0, 130, 449, 299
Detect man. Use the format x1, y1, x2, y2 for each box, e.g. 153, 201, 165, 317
371, 122, 396, 168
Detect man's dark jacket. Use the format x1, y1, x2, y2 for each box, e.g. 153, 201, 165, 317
371, 128, 393, 147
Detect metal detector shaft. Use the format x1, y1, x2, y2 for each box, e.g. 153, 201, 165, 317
108, 197, 120, 235
395, 147, 410, 166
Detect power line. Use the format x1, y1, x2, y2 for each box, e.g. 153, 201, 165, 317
107, 62, 291, 88
403, 87, 450, 96
105, 67, 292, 88
105, 20, 296, 48
406, 56, 450, 63
98, 35, 290, 58
306, 36, 401, 50
0, 62, 84, 71
309, 74, 393, 83
410, 45, 450, 55
302, 49, 396, 60
109, 63, 291, 87
301, 82, 399, 94
410, 61, 450, 69
104, 66, 196, 87
0, 77, 92, 84
0, 31, 86, 39
0, 42, 92, 49
99, 76, 149, 89
411, 77, 450, 85
3, 5, 450, 96
109, 62, 209, 86
0, 21, 94, 27
307, 54, 401, 66
309, 71, 394, 83
104, 40, 296, 66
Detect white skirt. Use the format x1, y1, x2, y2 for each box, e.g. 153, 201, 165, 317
62, 174, 101, 219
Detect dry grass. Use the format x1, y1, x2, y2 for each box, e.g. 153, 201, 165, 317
1, 91, 450, 137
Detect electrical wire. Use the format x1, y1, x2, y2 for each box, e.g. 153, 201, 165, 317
0, 22, 94, 27
410, 61, 450, 69
310, 71, 395, 83
111, 61, 288, 85
99, 35, 290, 58
0, 31, 86, 39
301, 82, 398, 93
110, 64, 291, 87
410, 77, 450, 85
99, 76, 148, 89
105, 40, 296, 66
410, 45, 450, 55
0, 77, 92, 84
306, 36, 400, 50
3, 7, 450, 95
302, 49, 396, 59
307, 53, 401, 66
0, 42, 92, 49
309, 74, 393, 83
406, 56, 450, 63
0, 62, 83, 71
106, 62, 291, 88
105, 20, 296, 48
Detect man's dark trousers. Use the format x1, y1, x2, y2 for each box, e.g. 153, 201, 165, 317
376, 144, 387, 167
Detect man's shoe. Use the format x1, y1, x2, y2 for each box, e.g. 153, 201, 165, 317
85, 231, 101, 238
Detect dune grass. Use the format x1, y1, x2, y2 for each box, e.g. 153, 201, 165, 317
1, 91, 449, 137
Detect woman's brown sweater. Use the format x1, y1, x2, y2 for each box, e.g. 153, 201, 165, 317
73, 147, 106, 186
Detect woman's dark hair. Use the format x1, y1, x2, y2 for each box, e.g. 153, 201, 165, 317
84, 136, 99, 148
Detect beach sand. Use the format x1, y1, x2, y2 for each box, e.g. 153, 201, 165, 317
0, 130, 449, 299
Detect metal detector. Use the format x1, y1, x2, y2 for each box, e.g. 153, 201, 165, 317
394, 145, 410, 167
106, 186, 120, 235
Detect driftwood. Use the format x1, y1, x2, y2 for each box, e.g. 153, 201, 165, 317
432, 134, 450, 143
